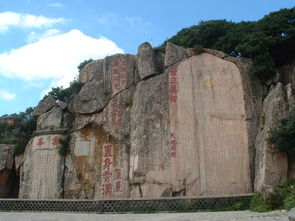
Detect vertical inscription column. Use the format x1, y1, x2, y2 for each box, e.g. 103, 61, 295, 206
100, 144, 125, 198
101, 144, 113, 198
111, 103, 125, 128
168, 66, 180, 188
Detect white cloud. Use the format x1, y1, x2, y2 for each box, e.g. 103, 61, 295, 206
0, 90, 16, 100
0, 12, 65, 32
27, 29, 61, 43
47, 2, 63, 8
125, 16, 144, 26
0, 29, 123, 92
97, 13, 118, 24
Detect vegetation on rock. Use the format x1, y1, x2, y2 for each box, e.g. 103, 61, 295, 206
42, 79, 83, 103
268, 110, 295, 154
158, 7, 295, 82
250, 180, 295, 212
77, 58, 93, 72
58, 135, 71, 156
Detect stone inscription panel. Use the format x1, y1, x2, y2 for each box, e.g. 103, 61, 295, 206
31, 150, 60, 198
168, 53, 252, 196
74, 140, 90, 156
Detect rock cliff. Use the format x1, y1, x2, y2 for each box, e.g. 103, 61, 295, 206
8, 42, 295, 199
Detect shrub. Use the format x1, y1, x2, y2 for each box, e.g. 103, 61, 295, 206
58, 135, 71, 156
268, 110, 295, 154
250, 180, 295, 212
43, 79, 83, 103
0, 107, 37, 156
78, 59, 93, 72
193, 45, 205, 55
124, 98, 133, 108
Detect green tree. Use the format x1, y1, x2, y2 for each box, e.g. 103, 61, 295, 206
77, 59, 93, 72
268, 110, 295, 154
0, 107, 37, 155
157, 7, 295, 83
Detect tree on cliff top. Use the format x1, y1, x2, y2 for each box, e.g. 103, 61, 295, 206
158, 7, 295, 82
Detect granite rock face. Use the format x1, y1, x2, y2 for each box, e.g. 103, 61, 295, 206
0, 144, 15, 197
73, 54, 139, 114
128, 49, 261, 197
33, 96, 55, 116
18, 43, 295, 199
254, 82, 293, 192
164, 42, 188, 67
36, 107, 63, 131
137, 42, 164, 79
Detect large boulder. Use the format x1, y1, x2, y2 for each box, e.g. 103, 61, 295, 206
254, 83, 289, 192
33, 96, 55, 116
73, 54, 139, 114
137, 42, 164, 79
36, 107, 63, 131
79, 59, 104, 84
164, 42, 188, 67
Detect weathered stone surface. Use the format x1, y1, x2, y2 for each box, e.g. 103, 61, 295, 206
73, 54, 139, 114
204, 48, 228, 59
19, 135, 64, 199
137, 42, 155, 79
0, 144, 14, 197
64, 86, 135, 199
289, 208, 295, 221
79, 60, 104, 83
254, 83, 289, 192
19, 43, 295, 200
57, 101, 67, 110
168, 53, 254, 196
164, 42, 188, 67
33, 96, 55, 116
137, 42, 164, 79
72, 80, 106, 114
36, 107, 63, 131
64, 124, 129, 199
129, 52, 259, 198
129, 74, 170, 198
15, 154, 24, 172
0, 144, 14, 171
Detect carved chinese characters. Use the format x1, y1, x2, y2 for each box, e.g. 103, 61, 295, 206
33, 135, 60, 150
101, 144, 113, 197
112, 60, 127, 95
101, 144, 124, 197
111, 103, 125, 127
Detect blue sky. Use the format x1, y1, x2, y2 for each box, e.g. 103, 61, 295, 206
0, 0, 294, 116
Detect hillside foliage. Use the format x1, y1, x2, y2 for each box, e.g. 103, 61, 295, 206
158, 7, 295, 82
250, 181, 295, 212
0, 107, 37, 155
